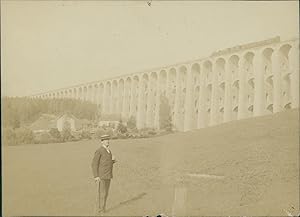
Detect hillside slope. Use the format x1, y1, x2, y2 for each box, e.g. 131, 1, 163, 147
3, 109, 299, 216
150, 108, 299, 216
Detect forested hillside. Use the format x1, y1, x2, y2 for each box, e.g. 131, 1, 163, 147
2, 97, 98, 128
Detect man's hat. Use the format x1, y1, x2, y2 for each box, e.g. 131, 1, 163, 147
100, 135, 110, 141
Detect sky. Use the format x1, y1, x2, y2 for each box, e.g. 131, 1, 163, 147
1, 1, 299, 97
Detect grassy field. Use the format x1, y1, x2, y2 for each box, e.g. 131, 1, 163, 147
2, 109, 299, 216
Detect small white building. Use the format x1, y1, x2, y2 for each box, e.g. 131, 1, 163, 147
56, 114, 77, 132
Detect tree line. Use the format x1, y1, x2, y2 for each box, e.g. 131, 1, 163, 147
2, 97, 98, 129
2, 95, 173, 146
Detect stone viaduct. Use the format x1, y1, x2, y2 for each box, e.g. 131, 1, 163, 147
32, 36, 299, 131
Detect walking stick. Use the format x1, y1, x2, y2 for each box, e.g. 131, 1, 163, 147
94, 180, 100, 216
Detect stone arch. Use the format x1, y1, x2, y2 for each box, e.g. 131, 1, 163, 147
68, 89, 72, 99
282, 73, 291, 110
140, 73, 149, 128
202, 61, 213, 126
131, 76, 140, 116
228, 55, 240, 80
243, 52, 255, 116
72, 88, 77, 99
279, 44, 292, 72
215, 58, 226, 123
191, 63, 201, 128
104, 82, 111, 113
216, 58, 226, 82
146, 72, 158, 128
176, 66, 187, 131
118, 79, 124, 115
179, 66, 187, 88
98, 83, 104, 111
203, 60, 213, 84
83, 86, 88, 101
93, 84, 98, 104
279, 44, 293, 109
78, 87, 83, 100
105, 82, 111, 95
191, 63, 201, 86
205, 83, 212, 127
232, 80, 240, 120
123, 77, 132, 118
87, 85, 93, 102
159, 70, 167, 97
194, 85, 200, 125
168, 68, 177, 125
64, 90, 68, 98
262, 48, 274, 76
228, 55, 240, 119
112, 80, 118, 114
262, 47, 275, 114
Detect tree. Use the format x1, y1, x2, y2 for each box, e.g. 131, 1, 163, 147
127, 116, 136, 129
3, 128, 16, 146
117, 120, 127, 134
2, 97, 99, 130
15, 127, 35, 145
36, 132, 52, 144
61, 128, 73, 142
159, 94, 173, 131
49, 128, 61, 141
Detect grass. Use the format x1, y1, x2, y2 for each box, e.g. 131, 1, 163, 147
2, 109, 299, 216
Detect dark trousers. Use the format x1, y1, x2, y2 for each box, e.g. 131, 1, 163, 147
96, 179, 111, 212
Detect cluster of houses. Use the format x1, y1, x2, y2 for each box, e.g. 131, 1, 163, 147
29, 113, 124, 133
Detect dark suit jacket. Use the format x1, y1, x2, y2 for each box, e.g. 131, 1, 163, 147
91, 146, 114, 179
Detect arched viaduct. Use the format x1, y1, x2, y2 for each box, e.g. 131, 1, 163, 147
32, 37, 299, 131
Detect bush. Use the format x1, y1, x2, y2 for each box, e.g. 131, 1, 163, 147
148, 130, 157, 136
15, 127, 35, 145
115, 132, 128, 139
71, 131, 81, 141
79, 130, 91, 140
105, 128, 114, 137
61, 128, 73, 142
49, 128, 61, 140
34, 132, 53, 144
117, 121, 127, 134
2, 128, 17, 146
127, 116, 136, 129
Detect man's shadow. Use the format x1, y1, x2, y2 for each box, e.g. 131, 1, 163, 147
106, 192, 147, 213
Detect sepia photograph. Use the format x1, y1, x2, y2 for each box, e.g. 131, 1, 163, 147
1, 1, 299, 216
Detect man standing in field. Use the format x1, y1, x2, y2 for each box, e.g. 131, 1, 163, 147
91, 135, 116, 214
